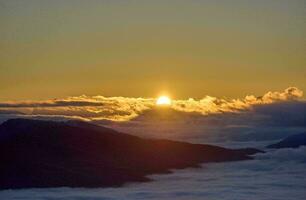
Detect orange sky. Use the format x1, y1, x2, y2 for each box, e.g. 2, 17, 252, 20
0, 0, 305, 100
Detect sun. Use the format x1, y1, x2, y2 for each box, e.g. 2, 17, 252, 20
156, 96, 172, 105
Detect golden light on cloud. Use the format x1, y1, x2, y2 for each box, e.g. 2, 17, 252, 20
0, 87, 302, 121
156, 96, 172, 106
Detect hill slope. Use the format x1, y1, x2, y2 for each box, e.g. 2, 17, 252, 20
0, 118, 262, 189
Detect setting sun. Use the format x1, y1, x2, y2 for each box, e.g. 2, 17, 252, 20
156, 96, 172, 105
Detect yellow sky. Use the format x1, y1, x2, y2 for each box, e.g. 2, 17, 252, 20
0, 0, 305, 100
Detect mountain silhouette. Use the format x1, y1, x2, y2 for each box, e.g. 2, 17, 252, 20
267, 132, 306, 149
0, 118, 262, 189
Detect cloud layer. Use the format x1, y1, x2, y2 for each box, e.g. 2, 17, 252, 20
0, 87, 303, 122
1, 87, 305, 145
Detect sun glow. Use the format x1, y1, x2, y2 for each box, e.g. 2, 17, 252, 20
156, 96, 172, 105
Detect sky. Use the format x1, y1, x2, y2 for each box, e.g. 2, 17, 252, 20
0, 0, 305, 101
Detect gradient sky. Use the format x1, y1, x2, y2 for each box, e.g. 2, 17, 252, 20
0, 0, 305, 101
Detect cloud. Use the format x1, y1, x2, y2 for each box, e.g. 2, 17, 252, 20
171, 87, 303, 114
0, 99, 105, 108
0, 87, 304, 123
0, 95, 156, 121
252, 101, 306, 127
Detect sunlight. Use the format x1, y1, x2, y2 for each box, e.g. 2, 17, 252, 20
156, 96, 172, 105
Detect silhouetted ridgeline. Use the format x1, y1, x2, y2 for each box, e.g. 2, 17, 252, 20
267, 132, 306, 149
0, 119, 262, 189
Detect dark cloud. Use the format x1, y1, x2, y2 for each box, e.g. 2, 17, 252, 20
253, 101, 306, 127
0, 100, 104, 108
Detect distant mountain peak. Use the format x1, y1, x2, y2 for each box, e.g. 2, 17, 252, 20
267, 132, 306, 149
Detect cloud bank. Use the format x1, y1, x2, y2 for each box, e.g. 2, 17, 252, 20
0, 87, 303, 122
0, 87, 305, 144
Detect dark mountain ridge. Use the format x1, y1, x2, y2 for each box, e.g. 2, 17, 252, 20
0, 118, 262, 189
267, 132, 306, 149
